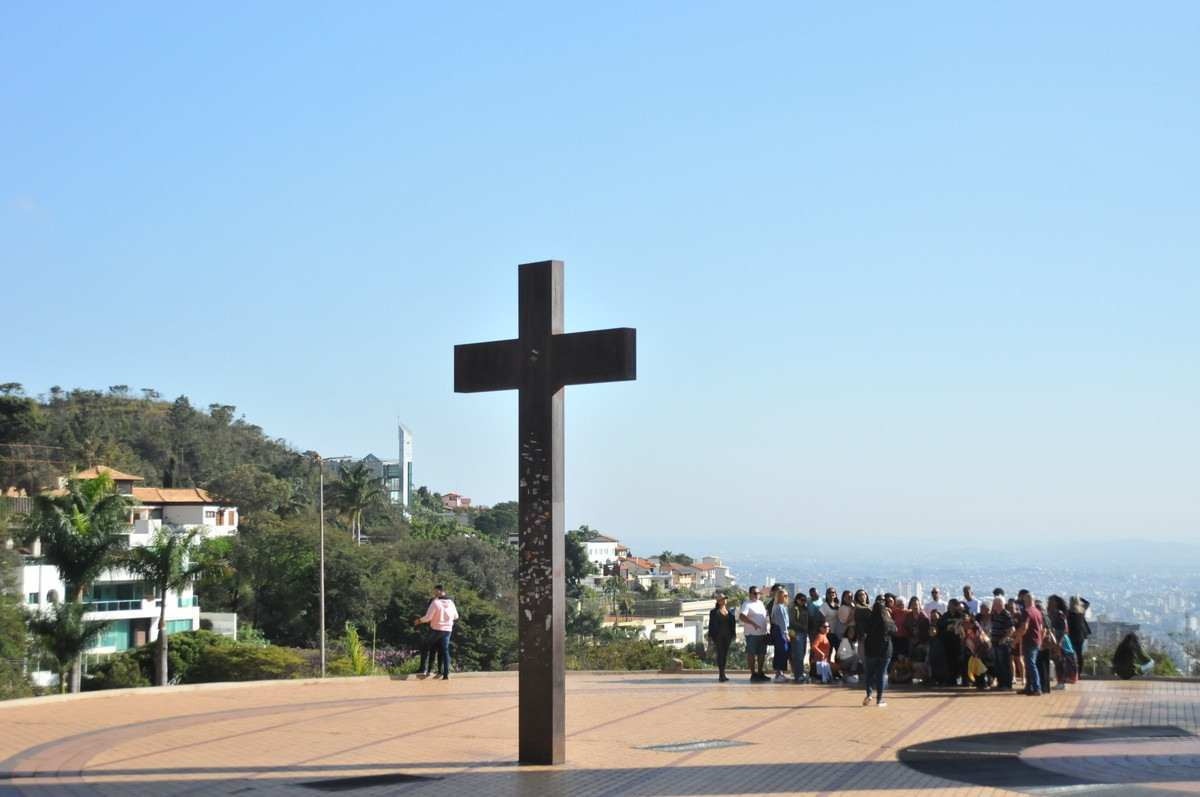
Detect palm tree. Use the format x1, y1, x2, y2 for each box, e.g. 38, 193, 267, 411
29, 603, 109, 694
123, 528, 214, 686
602, 576, 625, 615
23, 473, 131, 692
327, 462, 384, 544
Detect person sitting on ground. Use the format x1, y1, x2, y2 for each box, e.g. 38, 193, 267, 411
1112, 632, 1153, 680
961, 615, 993, 689
833, 624, 859, 681
811, 621, 834, 683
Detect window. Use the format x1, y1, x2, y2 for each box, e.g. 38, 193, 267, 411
97, 620, 132, 651
205, 510, 217, 519
26, 593, 38, 605
166, 619, 193, 634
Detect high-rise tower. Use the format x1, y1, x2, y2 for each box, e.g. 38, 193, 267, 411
397, 422, 413, 508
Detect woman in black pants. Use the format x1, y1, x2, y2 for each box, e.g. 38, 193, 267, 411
708, 593, 737, 682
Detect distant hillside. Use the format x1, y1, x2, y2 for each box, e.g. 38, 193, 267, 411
0, 383, 309, 493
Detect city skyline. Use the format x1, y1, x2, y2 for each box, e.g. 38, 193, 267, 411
4, 5, 1198, 548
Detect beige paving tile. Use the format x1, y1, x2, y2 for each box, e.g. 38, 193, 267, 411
0, 674, 1195, 796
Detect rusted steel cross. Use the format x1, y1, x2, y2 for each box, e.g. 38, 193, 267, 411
454, 260, 636, 765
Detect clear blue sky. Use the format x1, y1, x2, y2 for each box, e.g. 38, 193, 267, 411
3, 3, 1197, 553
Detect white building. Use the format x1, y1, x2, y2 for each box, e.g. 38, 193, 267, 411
695, 556, 737, 591
392, 423, 414, 508
21, 466, 238, 665
584, 534, 620, 571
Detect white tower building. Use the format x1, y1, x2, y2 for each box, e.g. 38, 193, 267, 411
397, 422, 413, 508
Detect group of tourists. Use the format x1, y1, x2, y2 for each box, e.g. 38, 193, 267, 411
707, 583, 1094, 706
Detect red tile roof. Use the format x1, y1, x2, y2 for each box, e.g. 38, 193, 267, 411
132, 487, 215, 505
73, 466, 144, 482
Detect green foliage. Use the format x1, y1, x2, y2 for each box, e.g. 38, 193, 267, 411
566, 638, 703, 671
472, 501, 517, 542
142, 629, 234, 683
327, 462, 385, 543
23, 474, 132, 601
328, 623, 372, 676
394, 536, 515, 604
182, 643, 310, 683
564, 528, 596, 595
566, 601, 605, 640
0, 388, 317, 500
29, 603, 109, 693
205, 464, 293, 518
84, 652, 151, 690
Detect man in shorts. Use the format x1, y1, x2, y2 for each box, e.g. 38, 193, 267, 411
739, 586, 770, 682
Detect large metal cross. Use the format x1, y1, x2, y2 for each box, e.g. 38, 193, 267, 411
454, 260, 636, 765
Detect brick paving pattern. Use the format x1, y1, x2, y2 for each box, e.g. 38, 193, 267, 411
0, 674, 1196, 796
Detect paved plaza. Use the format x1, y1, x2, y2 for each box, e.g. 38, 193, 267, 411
0, 673, 1197, 796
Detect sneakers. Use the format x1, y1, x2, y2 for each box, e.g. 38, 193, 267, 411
773, 674, 788, 683
876, 700, 888, 707
750, 672, 770, 683
862, 695, 872, 706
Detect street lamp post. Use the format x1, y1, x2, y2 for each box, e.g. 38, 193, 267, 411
315, 454, 351, 679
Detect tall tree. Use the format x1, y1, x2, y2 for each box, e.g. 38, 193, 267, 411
122, 528, 215, 686
327, 462, 384, 544
23, 473, 131, 691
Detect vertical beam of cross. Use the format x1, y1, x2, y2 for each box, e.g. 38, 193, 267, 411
454, 260, 636, 765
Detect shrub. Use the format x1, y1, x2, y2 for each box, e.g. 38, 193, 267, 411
84, 652, 150, 691
128, 629, 234, 684
0, 659, 32, 700
327, 624, 373, 676
183, 643, 309, 683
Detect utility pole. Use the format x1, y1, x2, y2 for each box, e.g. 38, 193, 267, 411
314, 453, 351, 678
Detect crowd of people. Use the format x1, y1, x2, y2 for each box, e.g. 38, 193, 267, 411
708, 583, 1095, 706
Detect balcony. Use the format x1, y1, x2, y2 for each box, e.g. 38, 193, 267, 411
84, 599, 143, 612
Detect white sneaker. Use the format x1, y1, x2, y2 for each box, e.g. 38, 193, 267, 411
862, 695, 872, 706
876, 700, 888, 707
773, 674, 787, 683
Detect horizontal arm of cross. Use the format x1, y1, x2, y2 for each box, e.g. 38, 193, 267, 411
553, 328, 636, 387
454, 339, 521, 393
454, 328, 636, 393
